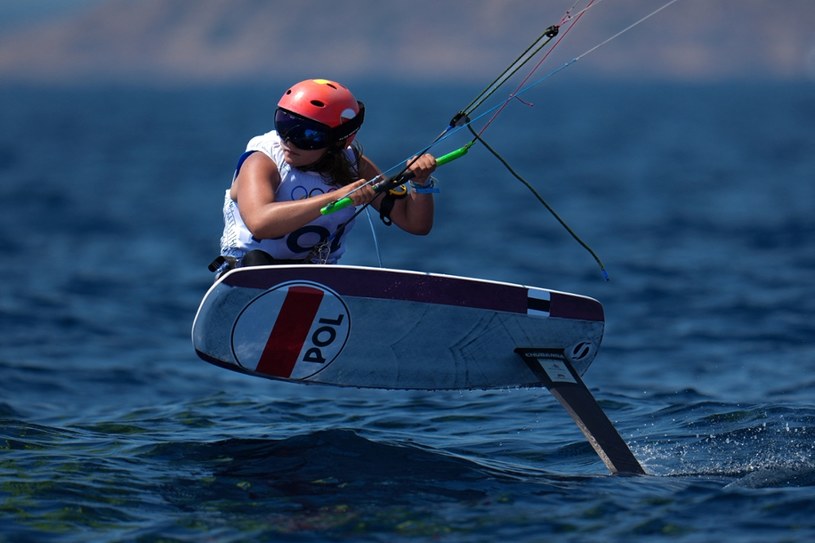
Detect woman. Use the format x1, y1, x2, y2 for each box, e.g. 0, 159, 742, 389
216, 78, 436, 273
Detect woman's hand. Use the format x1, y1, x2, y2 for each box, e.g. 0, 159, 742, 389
341, 179, 377, 206
406, 154, 437, 185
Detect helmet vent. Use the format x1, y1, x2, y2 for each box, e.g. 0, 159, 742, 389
310, 100, 326, 108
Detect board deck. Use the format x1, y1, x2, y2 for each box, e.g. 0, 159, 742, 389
192, 265, 605, 390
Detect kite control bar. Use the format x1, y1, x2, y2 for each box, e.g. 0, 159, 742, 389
320, 144, 471, 215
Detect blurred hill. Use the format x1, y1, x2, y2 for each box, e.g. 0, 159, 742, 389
0, 0, 813, 86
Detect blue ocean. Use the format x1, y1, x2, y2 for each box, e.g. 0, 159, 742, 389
1, 79, 814, 542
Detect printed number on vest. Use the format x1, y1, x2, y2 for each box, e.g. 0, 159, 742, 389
286, 225, 342, 255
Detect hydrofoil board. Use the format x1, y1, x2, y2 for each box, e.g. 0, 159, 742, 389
192, 265, 604, 390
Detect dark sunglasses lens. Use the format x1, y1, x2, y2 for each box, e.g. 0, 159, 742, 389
295, 127, 329, 149
274, 109, 330, 150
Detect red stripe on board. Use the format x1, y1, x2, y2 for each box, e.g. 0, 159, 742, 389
256, 286, 324, 377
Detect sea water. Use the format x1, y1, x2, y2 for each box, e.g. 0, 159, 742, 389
1, 80, 814, 542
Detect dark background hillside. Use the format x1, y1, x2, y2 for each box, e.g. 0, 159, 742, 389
0, 0, 813, 85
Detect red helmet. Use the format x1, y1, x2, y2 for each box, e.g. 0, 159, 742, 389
277, 79, 365, 145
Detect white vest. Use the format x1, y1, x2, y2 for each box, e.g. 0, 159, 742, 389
219, 131, 358, 264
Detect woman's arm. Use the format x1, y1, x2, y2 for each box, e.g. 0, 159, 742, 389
233, 152, 375, 239
360, 154, 436, 235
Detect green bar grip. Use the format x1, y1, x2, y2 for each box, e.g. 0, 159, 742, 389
436, 144, 471, 165
320, 143, 471, 215
320, 195, 354, 215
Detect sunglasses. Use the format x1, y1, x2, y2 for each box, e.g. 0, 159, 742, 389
274, 108, 334, 150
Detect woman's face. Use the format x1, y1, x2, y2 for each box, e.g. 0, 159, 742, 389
280, 140, 328, 168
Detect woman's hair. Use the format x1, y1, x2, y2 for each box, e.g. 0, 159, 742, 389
306, 140, 363, 187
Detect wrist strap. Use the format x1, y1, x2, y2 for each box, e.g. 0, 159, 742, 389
410, 176, 439, 194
